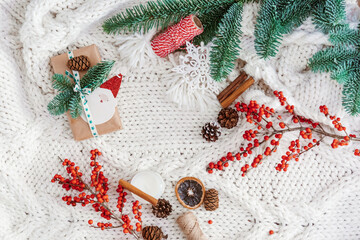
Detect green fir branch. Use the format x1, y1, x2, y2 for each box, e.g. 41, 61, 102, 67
309, 46, 359, 73
312, 0, 346, 33
342, 73, 360, 115
255, 0, 316, 58
329, 25, 360, 47
277, 0, 314, 33
210, 2, 244, 82
52, 74, 74, 92
254, 0, 283, 58
193, 4, 233, 45
69, 94, 82, 119
330, 60, 358, 84
103, 0, 237, 34
81, 61, 115, 90
48, 90, 74, 116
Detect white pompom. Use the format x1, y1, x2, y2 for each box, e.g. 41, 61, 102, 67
115, 28, 157, 69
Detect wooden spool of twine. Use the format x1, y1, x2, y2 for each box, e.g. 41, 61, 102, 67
177, 212, 208, 240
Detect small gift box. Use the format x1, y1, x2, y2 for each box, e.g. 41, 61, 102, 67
49, 44, 123, 141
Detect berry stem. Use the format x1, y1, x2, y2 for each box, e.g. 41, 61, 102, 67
207, 91, 360, 175
57, 156, 141, 240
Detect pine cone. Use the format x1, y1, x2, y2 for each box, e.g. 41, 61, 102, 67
202, 122, 221, 142
217, 108, 239, 129
204, 189, 219, 211
142, 226, 168, 240
67, 55, 91, 71
152, 199, 172, 218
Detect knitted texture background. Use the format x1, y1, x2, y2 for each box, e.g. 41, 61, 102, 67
0, 0, 360, 239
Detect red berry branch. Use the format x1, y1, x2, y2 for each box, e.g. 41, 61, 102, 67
207, 91, 360, 176
51, 149, 142, 239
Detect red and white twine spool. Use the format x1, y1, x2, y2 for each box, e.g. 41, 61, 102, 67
151, 15, 204, 58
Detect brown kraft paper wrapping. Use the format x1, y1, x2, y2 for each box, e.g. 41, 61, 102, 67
50, 44, 122, 141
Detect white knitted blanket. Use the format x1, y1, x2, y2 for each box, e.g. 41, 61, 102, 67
1, 0, 360, 239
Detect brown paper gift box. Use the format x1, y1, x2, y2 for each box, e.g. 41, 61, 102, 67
50, 44, 122, 141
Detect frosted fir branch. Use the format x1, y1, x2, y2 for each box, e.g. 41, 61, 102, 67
103, 0, 237, 34
210, 2, 243, 81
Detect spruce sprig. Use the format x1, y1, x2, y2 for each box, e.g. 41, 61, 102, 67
193, 4, 234, 45
254, 0, 282, 58
312, 0, 346, 33
330, 60, 358, 84
48, 90, 74, 116
52, 74, 74, 92
309, 47, 359, 73
255, 0, 316, 58
81, 61, 115, 90
309, 15, 360, 115
343, 73, 360, 115
329, 26, 360, 47
103, 0, 237, 34
210, 2, 244, 82
69, 94, 82, 119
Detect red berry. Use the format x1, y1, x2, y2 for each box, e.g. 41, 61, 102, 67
208, 220, 213, 224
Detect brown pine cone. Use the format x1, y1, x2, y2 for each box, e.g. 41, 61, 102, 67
142, 226, 168, 240
67, 55, 91, 71
202, 122, 221, 142
152, 199, 172, 218
204, 189, 219, 211
217, 108, 239, 129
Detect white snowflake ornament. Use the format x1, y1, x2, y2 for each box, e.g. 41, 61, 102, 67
168, 42, 223, 111
173, 42, 221, 94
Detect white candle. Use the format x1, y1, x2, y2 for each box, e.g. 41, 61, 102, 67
131, 171, 165, 204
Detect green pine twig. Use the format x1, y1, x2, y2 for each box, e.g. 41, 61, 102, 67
48, 90, 74, 116
81, 61, 115, 90
254, 0, 282, 59
329, 25, 360, 47
69, 94, 82, 119
312, 0, 346, 33
342, 73, 360, 115
52, 74, 74, 92
255, 0, 316, 58
210, 2, 244, 82
102, 0, 237, 34
309, 46, 359, 73
330, 60, 358, 84
193, 4, 233, 45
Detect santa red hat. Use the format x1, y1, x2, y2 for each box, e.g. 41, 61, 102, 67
100, 74, 122, 98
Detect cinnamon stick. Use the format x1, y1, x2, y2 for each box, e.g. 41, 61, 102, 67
118, 179, 158, 206
220, 76, 255, 108
217, 71, 248, 103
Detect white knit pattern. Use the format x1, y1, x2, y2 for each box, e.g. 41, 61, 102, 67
0, 0, 360, 239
